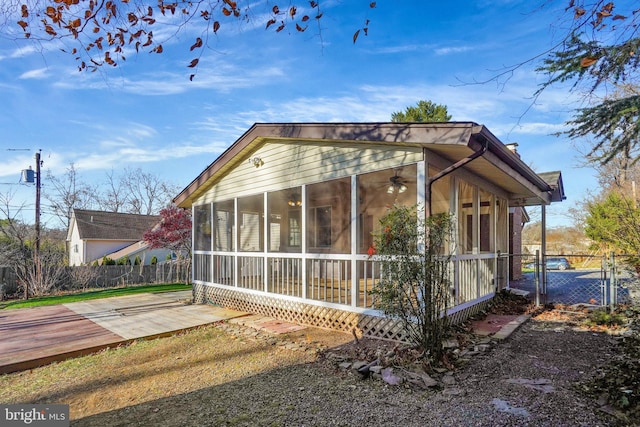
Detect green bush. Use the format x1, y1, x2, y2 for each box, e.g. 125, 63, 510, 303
371, 205, 454, 363
587, 309, 627, 327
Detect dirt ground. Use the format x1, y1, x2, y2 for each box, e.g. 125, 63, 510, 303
0, 296, 636, 427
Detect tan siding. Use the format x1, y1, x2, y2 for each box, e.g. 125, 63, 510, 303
197, 140, 422, 204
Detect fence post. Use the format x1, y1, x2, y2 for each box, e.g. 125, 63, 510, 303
600, 254, 607, 307
609, 251, 616, 310
535, 249, 540, 307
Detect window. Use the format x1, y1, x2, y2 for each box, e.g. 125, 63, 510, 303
310, 206, 332, 247
289, 209, 301, 247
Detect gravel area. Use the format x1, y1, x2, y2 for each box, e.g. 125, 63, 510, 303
71, 315, 623, 427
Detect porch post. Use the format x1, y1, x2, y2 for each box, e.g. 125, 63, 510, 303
301, 185, 307, 299
351, 175, 358, 307
417, 161, 426, 253
263, 192, 268, 293
234, 198, 239, 288
541, 203, 547, 296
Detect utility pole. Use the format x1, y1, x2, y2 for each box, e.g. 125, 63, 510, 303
33, 150, 42, 300
22, 150, 42, 300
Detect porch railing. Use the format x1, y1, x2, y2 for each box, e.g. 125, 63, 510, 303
193, 252, 498, 311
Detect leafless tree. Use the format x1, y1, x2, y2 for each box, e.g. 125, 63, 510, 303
45, 163, 99, 229
121, 167, 180, 215
0, 190, 65, 297
45, 165, 180, 227
98, 169, 130, 213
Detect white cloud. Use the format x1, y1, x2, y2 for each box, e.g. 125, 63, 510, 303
19, 68, 48, 79
434, 45, 473, 55
508, 122, 566, 135
372, 44, 434, 54
52, 61, 286, 96
8, 44, 40, 59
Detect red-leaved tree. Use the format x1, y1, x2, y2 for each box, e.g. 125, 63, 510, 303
143, 204, 192, 259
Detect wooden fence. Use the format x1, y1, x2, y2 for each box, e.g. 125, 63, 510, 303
0, 261, 191, 299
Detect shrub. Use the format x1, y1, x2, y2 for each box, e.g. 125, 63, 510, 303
116, 256, 131, 266
371, 205, 454, 363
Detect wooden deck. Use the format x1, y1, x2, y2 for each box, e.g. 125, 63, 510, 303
0, 291, 247, 374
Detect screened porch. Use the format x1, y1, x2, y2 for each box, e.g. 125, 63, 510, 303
192, 161, 509, 315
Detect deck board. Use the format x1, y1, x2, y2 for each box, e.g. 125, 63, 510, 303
0, 291, 247, 374
64, 292, 245, 339
0, 305, 124, 373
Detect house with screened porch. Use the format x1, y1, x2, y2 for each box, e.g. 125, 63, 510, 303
174, 122, 565, 340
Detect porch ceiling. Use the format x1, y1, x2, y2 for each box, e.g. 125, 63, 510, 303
426, 144, 556, 207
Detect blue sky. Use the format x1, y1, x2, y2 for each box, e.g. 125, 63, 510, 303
0, 0, 593, 229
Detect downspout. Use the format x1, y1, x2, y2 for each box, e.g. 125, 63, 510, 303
427, 135, 489, 216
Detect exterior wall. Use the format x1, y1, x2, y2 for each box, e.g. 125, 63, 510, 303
68, 224, 84, 266
198, 140, 423, 203
191, 140, 518, 336
69, 220, 137, 266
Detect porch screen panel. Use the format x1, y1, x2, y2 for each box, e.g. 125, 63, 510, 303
496, 198, 508, 253
194, 203, 212, 251
458, 180, 475, 254
429, 166, 451, 216
239, 194, 264, 252
479, 188, 494, 253
428, 166, 452, 254
306, 177, 351, 254
356, 164, 418, 254
267, 187, 302, 253
213, 200, 235, 252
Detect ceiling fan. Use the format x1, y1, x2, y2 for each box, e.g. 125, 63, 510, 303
387, 171, 409, 194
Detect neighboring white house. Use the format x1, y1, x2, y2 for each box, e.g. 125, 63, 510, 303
174, 122, 565, 340
67, 209, 170, 266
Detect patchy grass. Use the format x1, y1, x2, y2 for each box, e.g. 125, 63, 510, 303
0, 324, 346, 423
0, 283, 191, 310
586, 309, 628, 327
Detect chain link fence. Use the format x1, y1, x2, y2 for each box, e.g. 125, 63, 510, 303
504, 252, 640, 308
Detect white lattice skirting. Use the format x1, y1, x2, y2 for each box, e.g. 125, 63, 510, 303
194, 283, 491, 342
